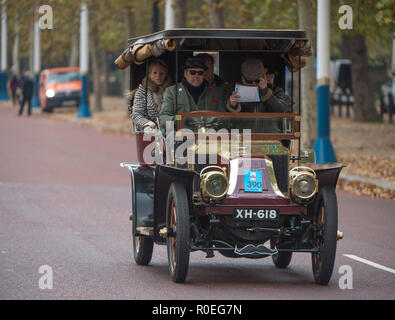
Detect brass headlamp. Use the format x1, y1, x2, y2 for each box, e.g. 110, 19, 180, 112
200, 166, 229, 201
289, 166, 318, 201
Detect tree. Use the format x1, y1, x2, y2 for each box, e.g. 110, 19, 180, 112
298, 0, 317, 148
207, 0, 225, 28
90, 3, 102, 112
332, 0, 394, 122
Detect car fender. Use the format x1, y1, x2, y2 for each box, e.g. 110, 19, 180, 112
121, 163, 155, 237
308, 166, 344, 217
315, 166, 344, 189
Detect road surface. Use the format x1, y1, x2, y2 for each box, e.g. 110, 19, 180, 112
0, 106, 394, 301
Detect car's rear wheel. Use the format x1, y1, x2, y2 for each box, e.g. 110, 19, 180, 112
270, 238, 292, 268
311, 186, 338, 285
132, 223, 154, 266
166, 182, 190, 283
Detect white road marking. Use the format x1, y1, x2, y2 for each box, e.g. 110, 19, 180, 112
344, 254, 395, 275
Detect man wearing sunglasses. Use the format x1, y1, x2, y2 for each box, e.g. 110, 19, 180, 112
159, 56, 227, 133
227, 57, 291, 113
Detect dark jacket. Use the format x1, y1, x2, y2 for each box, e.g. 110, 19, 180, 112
22, 78, 34, 98
239, 85, 291, 113
226, 82, 292, 133
10, 77, 20, 91
159, 79, 227, 133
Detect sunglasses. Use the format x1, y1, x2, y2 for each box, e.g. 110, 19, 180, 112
245, 79, 260, 84
188, 70, 204, 76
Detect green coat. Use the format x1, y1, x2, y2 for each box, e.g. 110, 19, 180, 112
159, 82, 227, 133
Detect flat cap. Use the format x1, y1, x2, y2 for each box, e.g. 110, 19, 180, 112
241, 57, 265, 81
183, 56, 208, 71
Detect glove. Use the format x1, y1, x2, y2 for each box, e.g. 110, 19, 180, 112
143, 121, 157, 133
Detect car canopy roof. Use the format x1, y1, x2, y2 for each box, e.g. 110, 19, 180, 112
128, 28, 309, 53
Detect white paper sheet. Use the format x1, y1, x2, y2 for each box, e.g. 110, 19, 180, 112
235, 84, 260, 103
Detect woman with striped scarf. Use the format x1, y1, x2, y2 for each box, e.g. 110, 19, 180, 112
132, 59, 172, 131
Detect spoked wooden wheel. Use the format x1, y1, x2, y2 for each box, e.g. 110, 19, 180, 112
312, 186, 338, 285
132, 221, 154, 265
166, 183, 190, 283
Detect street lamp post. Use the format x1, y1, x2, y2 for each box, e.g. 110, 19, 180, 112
314, 0, 337, 164
77, 2, 91, 118
32, 18, 41, 108
0, 0, 9, 101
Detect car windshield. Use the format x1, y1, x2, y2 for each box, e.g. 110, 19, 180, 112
175, 113, 296, 137
48, 72, 80, 83
183, 116, 293, 134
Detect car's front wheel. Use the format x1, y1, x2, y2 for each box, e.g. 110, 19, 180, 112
166, 182, 190, 283
311, 186, 338, 285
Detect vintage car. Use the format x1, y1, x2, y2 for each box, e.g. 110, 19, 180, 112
117, 29, 343, 285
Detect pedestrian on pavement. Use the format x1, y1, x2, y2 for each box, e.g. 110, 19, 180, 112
9, 74, 20, 106
18, 71, 34, 116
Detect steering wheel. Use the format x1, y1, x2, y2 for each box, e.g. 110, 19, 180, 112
186, 114, 223, 131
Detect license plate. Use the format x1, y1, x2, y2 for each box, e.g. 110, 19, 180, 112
62, 100, 77, 106
233, 208, 279, 220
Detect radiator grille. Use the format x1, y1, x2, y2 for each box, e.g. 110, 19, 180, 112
267, 154, 289, 194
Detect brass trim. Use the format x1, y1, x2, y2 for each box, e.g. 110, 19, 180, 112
159, 227, 168, 238
200, 166, 229, 201
337, 230, 344, 240
289, 166, 318, 200
175, 115, 182, 121
136, 227, 154, 232
136, 226, 153, 236
263, 157, 287, 198
295, 116, 301, 122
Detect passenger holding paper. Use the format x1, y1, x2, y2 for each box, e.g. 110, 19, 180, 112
227, 57, 291, 113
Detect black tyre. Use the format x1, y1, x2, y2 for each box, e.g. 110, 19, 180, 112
166, 182, 190, 283
42, 102, 53, 113
312, 186, 338, 285
132, 223, 154, 265
270, 238, 292, 268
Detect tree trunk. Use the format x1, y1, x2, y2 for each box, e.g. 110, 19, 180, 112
101, 49, 108, 95
342, 34, 381, 122
69, 33, 79, 67
12, 15, 20, 76
123, 5, 135, 117
90, 21, 102, 112
298, 0, 317, 149
208, 0, 225, 28
166, 0, 187, 28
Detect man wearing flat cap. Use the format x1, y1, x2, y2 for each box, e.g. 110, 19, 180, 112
227, 57, 291, 113
159, 56, 227, 133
